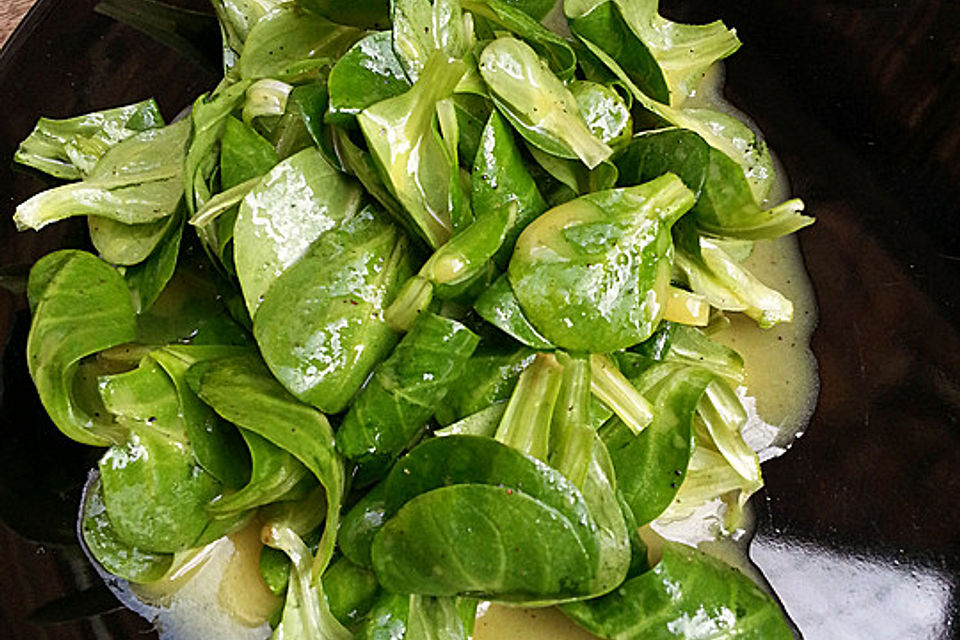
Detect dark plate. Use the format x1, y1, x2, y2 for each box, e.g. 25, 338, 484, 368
1, 1, 959, 639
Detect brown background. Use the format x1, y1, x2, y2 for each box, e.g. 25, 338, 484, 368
1, 0, 35, 47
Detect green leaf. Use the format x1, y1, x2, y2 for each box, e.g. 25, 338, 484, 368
566, 0, 740, 105
354, 591, 410, 640
698, 379, 761, 485
676, 235, 793, 328
463, 0, 577, 80
289, 82, 339, 166
601, 364, 715, 525
331, 126, 412, 237
434, 344, 537, 427
327, 31, 412, 127
254, 206, 413, 414
567, 0, 666, 100
669, 107, 775, 204
183, 81, 251, 216
561, 542, 794, 640
434, 403, 506, 438
573, 36, 786, 210
569, 80, 633, 148
406, 595, 477, 640
238, 5, 362, 81
97, 356, 187, 444
633, 322, 745, 382
339, 481, 387, 568
508, 174, 695, 352
27, 251, 136, 446
210, 0, 284, 54
527, 143, 619, 197
479, 37, 612, 169
376, 484, 597, 599
323, 556, 382, 628
391, 0, 470, 82
98, 423, 222, 553
473, 274, 555, 349
14, 99, 164, 180
14, 119, 189, 231
220, 116, 279, 189
451, 93, 492, 167
134, 265, 251, 347
233, 146, 363, 314
616, 127, 708, 196
80, 476, 172, 583
262, 523, 352, 640
373, 435, 602, 600
471, 110, 549, 268
207, 429, 310, 516
88, 215, 171, 267
187, 353, 345, 578
490, 0, 555, 19
358, 53, 469, 248
122, 209, 184, 312
693, 147, 812, 240
573, 434, 631, 601
150, 345, 254, 488
336, 313, 480, 484
618, 128, 812, 240
410, 199, 516, 305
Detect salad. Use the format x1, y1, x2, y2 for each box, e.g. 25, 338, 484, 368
10, 0, 816, 638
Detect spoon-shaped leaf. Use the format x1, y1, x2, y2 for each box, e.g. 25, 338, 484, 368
238, 5, 361, 81
14, 119, 189, 232
234, 146, 363, 314
335, 313, 480, 484
508, 174, 695, 352
253, 206, 413, 414
80, 475, 173, 583
565, 0, 740, 105
27, 251, 136, 446
358, 53, 469, 248
327, 31, 411, 126
14, 99, 164, 180
479, 37, 612, 169
561, 541, 795, 639
98, 423, 222, 553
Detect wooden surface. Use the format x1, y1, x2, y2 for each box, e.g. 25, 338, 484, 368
0, 0, 35, 48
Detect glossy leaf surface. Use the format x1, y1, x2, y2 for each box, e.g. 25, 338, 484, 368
14, 119, 189, 232
80, 476, 173, 584
562, 542, 794, 639
327, 31, 411, 126
254, 206, 412, 414
358, 53, 468, 248
480, 37, 612, 169
98, 424, 222, 553
471, 110, 549, 268
566, 0, 740, 105
239, 5, 361, 81
602, 363, 715, 525
14, 99, 164, 180
234, 146, 363, 314
336, 313, 480, 483
188, 353, 345, 573
508, 174, 695, 352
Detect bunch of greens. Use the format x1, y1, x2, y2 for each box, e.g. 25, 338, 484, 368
12, 0, 812, 638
